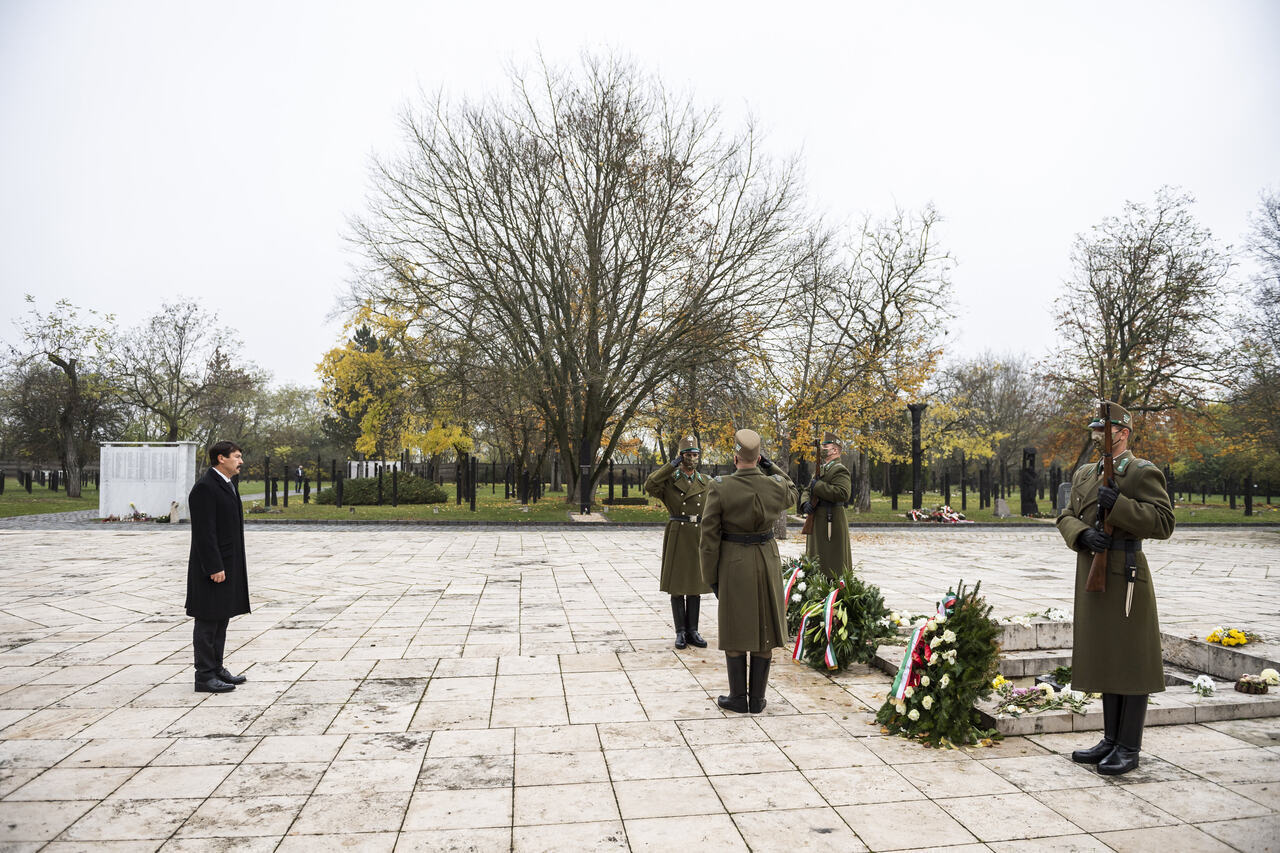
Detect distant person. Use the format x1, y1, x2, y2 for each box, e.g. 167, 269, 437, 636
295, 465, 304, 492
800, 432, 852, 578
644, 436, 711, 649
700, 429, 797, 713
186, 441, 251, 693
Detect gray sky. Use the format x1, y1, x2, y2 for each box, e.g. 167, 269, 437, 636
3, 1, 1277, 386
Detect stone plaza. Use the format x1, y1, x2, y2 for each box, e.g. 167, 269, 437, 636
0, 522, 1277, 851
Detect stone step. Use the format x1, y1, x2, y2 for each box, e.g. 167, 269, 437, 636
976, 683, 1280, 736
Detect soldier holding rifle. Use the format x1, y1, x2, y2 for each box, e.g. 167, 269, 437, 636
800, 432, 852, 578
700, 429, 798, 713
1056, 401, 1174, 775
644, 436, 712, 649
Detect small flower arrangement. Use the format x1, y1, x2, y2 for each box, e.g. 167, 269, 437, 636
1260, 668, 1280, 686
906, 505, 970, 523
1205, 626, 1259, 647
991, 678, 1091, 717
1001, 607, 1071, 626
876, 580, 1001, 748
1235, 674, 1269, 695
1191, 674, 1217, 697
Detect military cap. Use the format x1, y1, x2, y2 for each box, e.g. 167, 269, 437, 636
821, 432, 841, 447
733, 428, 762, 462
1087, 401, 1133, 430
678, 436, 699, 453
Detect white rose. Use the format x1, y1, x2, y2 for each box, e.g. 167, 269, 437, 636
939, 674, 950, 688
929, 636, 942, 649
945, 650, 957, 663
942, 629, 956, 644
921, 695, 934, 710
798, 582, 807, 592
934, 612, 946, 624
904, 685, 914, 698
908, 709, 920, 721
791, 593, 801, 603
796, 570, 804, 579
894, 701, 906, 714
921, 676, 930, 687
926, 619, 937, 632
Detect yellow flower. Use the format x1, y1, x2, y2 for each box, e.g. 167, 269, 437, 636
992, 675, 1008, 689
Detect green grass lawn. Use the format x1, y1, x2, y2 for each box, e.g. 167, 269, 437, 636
241, 483, 1280, 525
0, 484, 100, 518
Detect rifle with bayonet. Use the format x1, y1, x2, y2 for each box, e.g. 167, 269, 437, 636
801, 437, 819, 535
1085, 400, 1114, 593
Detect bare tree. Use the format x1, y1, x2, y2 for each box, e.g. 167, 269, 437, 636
351, 53, 799, 504
111, 300, 261, 442
1043, 187, 1234, 465
759, 207, 953, 510
5, 297, 115, 497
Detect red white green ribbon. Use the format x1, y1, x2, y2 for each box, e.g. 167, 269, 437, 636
784, 566, 801, 603
890, 592, 959, 702
792, 611, 809, 661
822, 582, 845, 669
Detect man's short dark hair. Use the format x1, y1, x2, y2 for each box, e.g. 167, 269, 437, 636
208, 441, 243, 467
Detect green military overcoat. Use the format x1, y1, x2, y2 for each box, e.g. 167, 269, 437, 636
699, 466, 799, 653
1055, 450, 1175, 695
644, 462, 712, 596
800, 459, 852, 578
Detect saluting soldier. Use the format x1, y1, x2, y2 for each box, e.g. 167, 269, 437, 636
644, 436, 712, 649
700, 429, 798, 713
1056, 402, 1174, 775
800, 432, 852, 578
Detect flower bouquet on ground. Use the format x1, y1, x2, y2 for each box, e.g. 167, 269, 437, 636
991, 676, 1091, 717
876, 580, 1002, 747
1205, 626, 1260, 647
783, 557, 893, 672
906, 505, 970, 523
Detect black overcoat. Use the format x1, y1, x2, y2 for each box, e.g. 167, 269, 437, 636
185, 468, 252, 621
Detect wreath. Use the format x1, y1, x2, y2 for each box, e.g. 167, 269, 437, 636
875, 580, 1001, 747
783, 556, 893, 672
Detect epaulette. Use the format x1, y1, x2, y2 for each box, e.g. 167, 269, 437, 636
1133, 458, 1154, 469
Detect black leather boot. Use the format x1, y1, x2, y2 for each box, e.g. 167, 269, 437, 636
1098, 694, 1146, 775
717, 653, 749, 713
748, 653, 771, 713
685, 596, 707, 647
671, 596, 687, 649
1072, 693, 1121, 763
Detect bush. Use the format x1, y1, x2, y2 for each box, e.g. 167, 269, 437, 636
876, 580, 1001, 748
315, 473, 448, 505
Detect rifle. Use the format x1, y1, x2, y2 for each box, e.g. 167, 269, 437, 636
801, 437, 819, 535
1085, 400, 1114, 592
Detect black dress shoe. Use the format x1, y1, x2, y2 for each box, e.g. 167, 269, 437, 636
1097, 744, 1140, 775
1071, 738, 1115, 764
217, 668, 247, 685
674, 629, 688, 650
195, 677, 236, 693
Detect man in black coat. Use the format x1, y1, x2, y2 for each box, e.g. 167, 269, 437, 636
187, 440, 252, 692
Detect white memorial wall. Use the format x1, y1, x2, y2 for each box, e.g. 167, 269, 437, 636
99, 442, 200, 520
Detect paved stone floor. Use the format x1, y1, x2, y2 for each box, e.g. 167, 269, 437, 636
0, 525, 1277, 851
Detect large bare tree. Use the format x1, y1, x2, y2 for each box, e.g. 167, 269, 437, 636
351, 54, 799, 504
1043, 187, 1234, 465
111, 300, 261, 443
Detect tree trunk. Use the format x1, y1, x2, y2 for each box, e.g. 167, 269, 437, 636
855, 450, 871, 513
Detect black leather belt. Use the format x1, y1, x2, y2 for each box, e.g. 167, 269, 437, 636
670, 515, 699, 523
1108, 540, 1142, 551
722, 531, 774, 544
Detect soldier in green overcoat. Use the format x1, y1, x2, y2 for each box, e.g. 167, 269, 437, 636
644, 436, 712, 649
800, 432, 852, 578
1056, 401, 1174, 776
700, 429, 798, 714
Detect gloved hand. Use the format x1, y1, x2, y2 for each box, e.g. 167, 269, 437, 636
801, 501, 813, 515
711, 583, 719, 599
758, 454, 773, 471
1097, 484, 1119, 510
1080, 528, 1112, 553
